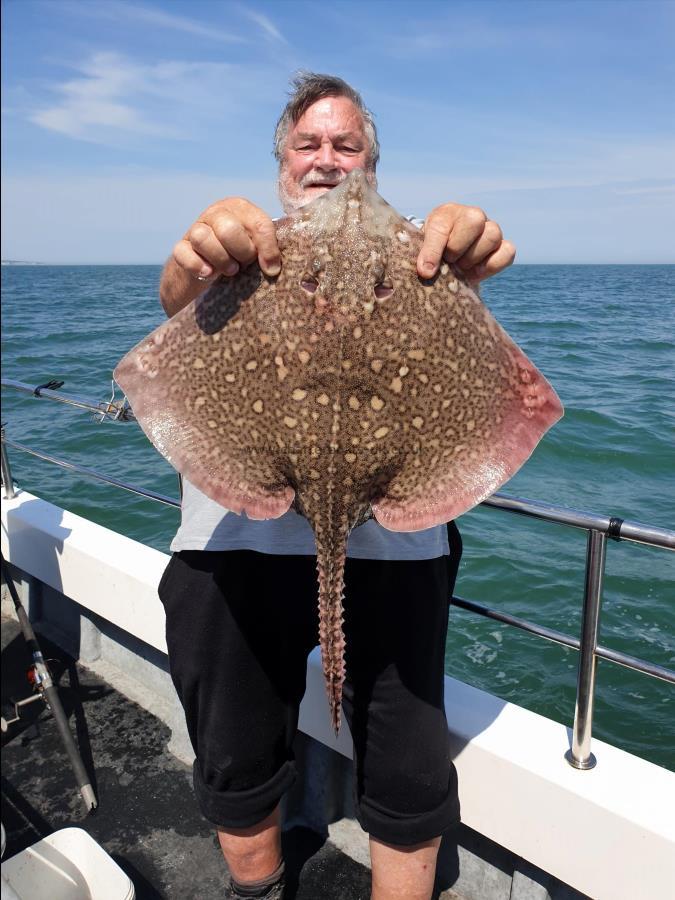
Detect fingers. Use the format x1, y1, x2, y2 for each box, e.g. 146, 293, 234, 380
245, 213, 281, 276
209, 199, 281, 276
417, 204, 486, 277
194, 216, 255, 275
454, 220, 503, 270
176, 198, 281, 281
417, 202, 515, 284
172, 238, 218, 281
462, 240, 517, 284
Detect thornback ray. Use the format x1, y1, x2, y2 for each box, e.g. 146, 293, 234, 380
113, 170, 563, 732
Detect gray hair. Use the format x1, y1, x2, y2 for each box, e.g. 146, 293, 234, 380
273, 72, 380, 170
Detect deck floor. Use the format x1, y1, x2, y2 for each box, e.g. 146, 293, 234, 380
1, 616, 468, 899
1, 616, 381, 899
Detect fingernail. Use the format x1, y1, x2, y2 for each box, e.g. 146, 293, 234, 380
225, 262, 239, 276
266, 261, 281, 277
421, 261, 436, 276
198, 266, 212, 278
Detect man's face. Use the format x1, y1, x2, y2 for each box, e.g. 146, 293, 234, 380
278, 95, 376, 212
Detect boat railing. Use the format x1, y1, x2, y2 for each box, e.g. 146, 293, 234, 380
2, 377, 674, 772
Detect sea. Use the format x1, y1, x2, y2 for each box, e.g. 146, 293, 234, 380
1, 263, 673, 771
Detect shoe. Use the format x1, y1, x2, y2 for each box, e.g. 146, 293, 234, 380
227, 861, 285, 899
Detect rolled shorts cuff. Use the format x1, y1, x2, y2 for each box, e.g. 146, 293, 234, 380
193, 759, 297, 829
355, 784, 461, 846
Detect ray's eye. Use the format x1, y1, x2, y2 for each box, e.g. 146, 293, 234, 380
374, 282, 394, 300
371, 261, 385, 281
300, 276, 319, 294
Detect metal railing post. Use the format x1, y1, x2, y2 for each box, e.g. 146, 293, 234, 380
566, 529, 607, 769
1, 427, 16, 500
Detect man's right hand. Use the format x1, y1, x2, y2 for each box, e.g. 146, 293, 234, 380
160, 198, 281, 317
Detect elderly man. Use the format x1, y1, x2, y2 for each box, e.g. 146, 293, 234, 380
158, 73, 514, 900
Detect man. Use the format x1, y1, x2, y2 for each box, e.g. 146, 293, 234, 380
158, 73, 514, 900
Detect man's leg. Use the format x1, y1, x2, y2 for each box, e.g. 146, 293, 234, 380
158, 550, 319, 893
217, 805, 283, 892
370, 836, 442, 900
341, 555, 460, 900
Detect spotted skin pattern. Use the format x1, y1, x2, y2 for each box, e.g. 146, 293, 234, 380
114, 170, 563, 732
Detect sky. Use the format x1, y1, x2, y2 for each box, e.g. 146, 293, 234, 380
1, 0, 674, 264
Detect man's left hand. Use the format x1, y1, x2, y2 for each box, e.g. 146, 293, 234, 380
417, 203, 516, 283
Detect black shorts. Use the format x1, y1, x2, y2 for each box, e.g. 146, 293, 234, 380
158, 539, 461, 846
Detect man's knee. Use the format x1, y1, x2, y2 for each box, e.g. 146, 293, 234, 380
217, 806, 283, 876
355, 756, 460, 847
365, 756, 453, 817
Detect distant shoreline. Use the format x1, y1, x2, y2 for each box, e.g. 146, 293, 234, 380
1, 260, 164, 267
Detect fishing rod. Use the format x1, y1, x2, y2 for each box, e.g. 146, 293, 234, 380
1, 553, 97, 812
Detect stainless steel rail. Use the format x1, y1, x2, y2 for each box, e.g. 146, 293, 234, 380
450, 596, 675, 685
482, 492, 674, 550
2, 377, 674, 771
1, 427, 16, 501
1, 378, 136, 422
1, 437, 178, 508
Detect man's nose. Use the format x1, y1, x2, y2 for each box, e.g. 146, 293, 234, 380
315, 142, 337, 169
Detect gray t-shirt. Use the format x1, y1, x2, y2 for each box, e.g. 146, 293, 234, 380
170, 214, 450, 560
171, 479, 449, 559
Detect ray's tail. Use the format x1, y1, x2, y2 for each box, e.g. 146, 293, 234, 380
315, 534, 348, 734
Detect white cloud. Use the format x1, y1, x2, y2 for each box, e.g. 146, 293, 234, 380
379, 130, 675, 203
57, 0, 245, 43
26, 52, 282, 144
381, 12, 568, 57
29, 52, 189, 141
613, 184, 675, 196
32, 102, 168, 139
237, 6, 288, 45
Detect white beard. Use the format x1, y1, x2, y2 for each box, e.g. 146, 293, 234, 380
277, 166, 377, 213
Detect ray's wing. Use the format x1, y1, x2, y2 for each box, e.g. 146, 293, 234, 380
113, 268, 300, 519
360, 246, 563, 532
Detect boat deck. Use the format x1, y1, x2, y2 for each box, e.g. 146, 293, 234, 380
1, 616, 465, 899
